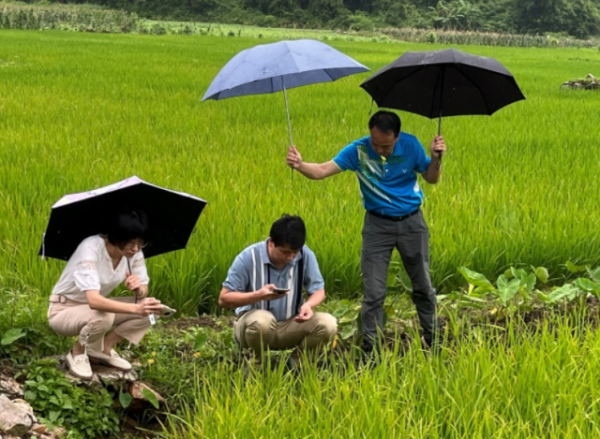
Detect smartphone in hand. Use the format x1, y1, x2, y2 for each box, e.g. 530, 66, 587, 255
161, 305, 177, 317
272, 288, 290, 295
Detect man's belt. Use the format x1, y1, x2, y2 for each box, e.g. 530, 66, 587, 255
368, 209, 420, 222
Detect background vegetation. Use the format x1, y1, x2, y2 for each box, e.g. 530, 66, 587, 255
8, 0, 600, 38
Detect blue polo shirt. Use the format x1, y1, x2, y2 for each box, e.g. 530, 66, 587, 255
222, 240, 325, 322
333, 133, 431, 217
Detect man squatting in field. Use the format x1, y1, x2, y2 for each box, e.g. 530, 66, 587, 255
286, 111, 447, 359
218, 215, 337, 366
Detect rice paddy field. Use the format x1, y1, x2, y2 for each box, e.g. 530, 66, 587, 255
2, 29, 600, 438
1, 30, 599, 313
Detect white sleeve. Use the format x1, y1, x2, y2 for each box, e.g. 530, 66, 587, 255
72, 242, 101, 293
131, 252, 150, 286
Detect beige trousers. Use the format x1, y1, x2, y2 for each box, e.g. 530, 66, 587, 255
48, 296, 153, 352
234, 309, 337, 357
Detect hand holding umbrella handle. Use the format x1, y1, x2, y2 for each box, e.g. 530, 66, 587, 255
436, 107, 443, 170
282, 82, 296, 181
432, 133, 445, 170
126, 259, 140, 304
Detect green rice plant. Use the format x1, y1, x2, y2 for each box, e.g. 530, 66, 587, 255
162, 314, 600, 438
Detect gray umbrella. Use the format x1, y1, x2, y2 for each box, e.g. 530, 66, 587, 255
202, 39, 369, 146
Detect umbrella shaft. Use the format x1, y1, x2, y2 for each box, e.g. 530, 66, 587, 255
437, 66, 445, 135
282, 83, 294, 146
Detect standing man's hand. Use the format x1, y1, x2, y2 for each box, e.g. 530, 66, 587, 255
287, 145, 303, 169
430, 135, 446, 160
295, 303, 314, 322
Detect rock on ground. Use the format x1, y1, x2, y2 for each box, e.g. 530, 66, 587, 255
0, 394, 33, 437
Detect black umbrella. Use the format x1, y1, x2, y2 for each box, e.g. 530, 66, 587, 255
360, 48, 526, 136
40, 176, 207, 261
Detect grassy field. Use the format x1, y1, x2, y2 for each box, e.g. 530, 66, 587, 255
1, 30, 600, 322
1, 29, 600, 436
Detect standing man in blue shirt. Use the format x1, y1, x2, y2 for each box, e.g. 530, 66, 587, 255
219, 215, 337, 366
286, 111, 446, 357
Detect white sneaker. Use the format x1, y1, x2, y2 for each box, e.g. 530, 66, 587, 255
88, 349, 132, 371
66, 351, 93, 380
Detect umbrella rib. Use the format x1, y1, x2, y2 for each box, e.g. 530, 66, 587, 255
214, 50, 296, 97
431, 66, 444, 119
376, 66, 427, 106
284, 41, 304, 75
455, 65, 493, 115
325, 68, 354, 82
285, 66, 366, 88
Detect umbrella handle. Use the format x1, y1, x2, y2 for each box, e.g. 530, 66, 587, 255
282, 83, 294, 146
435, 68, 445, 171
41, 233, 46, 260
436, 115, 442, 170
126, 258, 138, 304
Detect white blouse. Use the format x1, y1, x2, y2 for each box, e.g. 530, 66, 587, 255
52, 235, 150, 303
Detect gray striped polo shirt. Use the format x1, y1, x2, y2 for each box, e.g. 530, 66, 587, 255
222, 239, 325, 322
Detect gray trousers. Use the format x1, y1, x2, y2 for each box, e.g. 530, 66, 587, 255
361, 210, 440, 349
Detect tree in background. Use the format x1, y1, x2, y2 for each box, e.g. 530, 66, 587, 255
514, 0, 600, 38
428, 0, 482, 30
371, 0, 427, 28
22, 0, 600, 38
472, 0, 515, 32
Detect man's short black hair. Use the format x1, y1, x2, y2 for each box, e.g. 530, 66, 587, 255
106, 209, 150, 249
269, 214, 306, 250
368, 110, 401, 137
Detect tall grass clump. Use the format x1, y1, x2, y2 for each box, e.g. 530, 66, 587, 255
163, 315, 600, 438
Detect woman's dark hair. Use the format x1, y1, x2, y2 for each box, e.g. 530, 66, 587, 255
368, 110, 401, 137
106, 209, 150, 249
269, 214, 306, 250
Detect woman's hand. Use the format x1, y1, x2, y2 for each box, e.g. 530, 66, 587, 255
125, 271, 141, 292
126, 271, 149, 300
136, 297, 163, 316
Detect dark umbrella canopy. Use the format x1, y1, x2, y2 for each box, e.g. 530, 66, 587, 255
40, 176, 207, 261
360, 48, 526, 120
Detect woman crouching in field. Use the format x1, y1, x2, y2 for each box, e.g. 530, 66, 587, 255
47, 210, 163, 380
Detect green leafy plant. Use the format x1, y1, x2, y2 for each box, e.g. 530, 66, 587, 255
1, 328, 26, 346
0, 327, 65, 363
25, 359, 119, 439
450, 263, 600, 312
